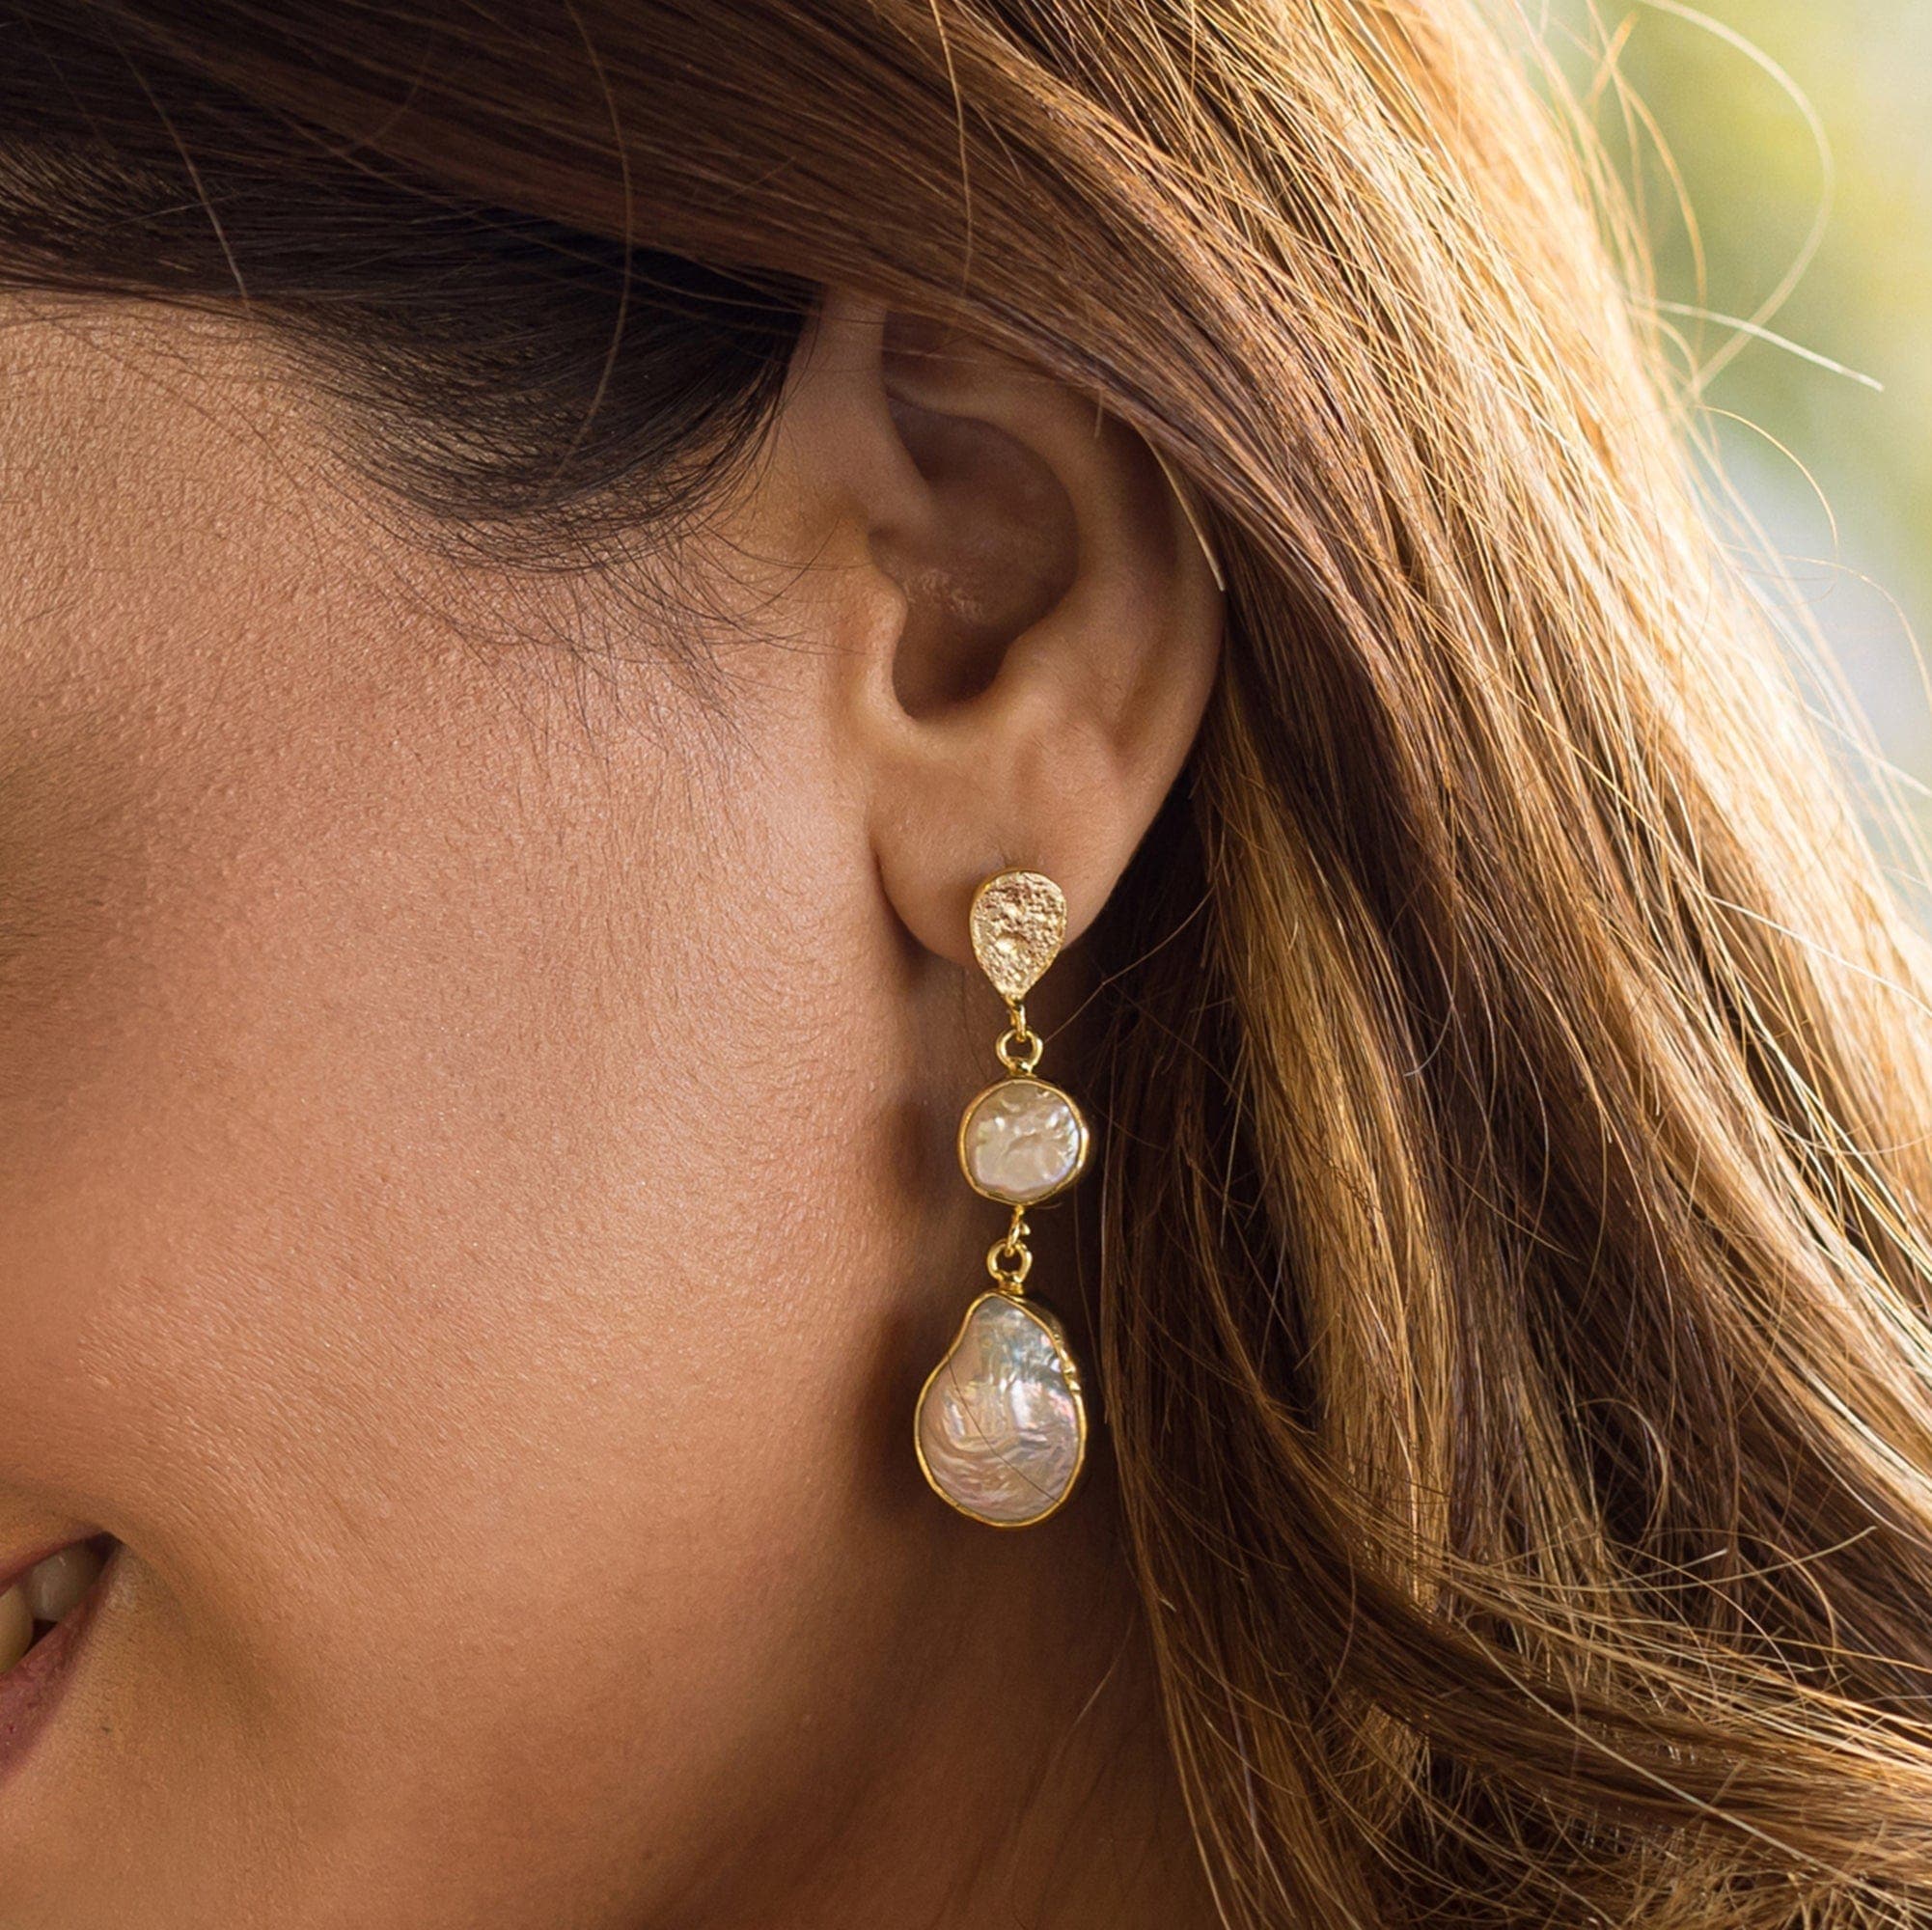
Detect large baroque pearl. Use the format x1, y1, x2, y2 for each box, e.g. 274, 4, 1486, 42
958, 1077, 1089, 1205
916, 1292, 1087, 1526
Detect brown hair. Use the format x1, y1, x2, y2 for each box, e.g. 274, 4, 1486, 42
9, 3, 1932, 1922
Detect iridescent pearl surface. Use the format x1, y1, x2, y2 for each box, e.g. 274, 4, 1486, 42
959, 1077, 1087, 1204
916, 1292, 1085, 1526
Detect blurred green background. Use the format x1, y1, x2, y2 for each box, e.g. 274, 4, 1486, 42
1546, 0, 1932, 834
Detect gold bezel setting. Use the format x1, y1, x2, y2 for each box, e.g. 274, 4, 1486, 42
955, 1074, 1092, 1206
913, 1291, 1090, 1529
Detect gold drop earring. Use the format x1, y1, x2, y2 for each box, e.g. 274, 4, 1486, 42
915, 869, 1091, 1528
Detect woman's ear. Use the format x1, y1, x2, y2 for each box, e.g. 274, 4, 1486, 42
773, 287, 1223, 972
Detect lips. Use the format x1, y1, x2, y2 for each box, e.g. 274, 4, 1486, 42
0, 1532, 117, 1785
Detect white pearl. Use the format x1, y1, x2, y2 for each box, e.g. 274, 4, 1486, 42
959, 1078, 1087, 1204
916, 1293, 1086, 1526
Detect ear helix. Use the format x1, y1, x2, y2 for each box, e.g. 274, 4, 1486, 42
913, 869, 1091, 1528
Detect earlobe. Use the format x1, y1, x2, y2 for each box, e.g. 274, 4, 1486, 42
782, 290, 1223, 976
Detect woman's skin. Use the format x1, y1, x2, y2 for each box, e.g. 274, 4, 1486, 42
0, 288, 1224, 1927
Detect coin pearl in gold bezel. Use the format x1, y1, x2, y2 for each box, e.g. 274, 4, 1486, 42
957, 1075, 1090, 1206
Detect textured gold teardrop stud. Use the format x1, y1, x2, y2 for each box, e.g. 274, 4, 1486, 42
968, 869, 1068, 1002
914, 869, 1091, 1528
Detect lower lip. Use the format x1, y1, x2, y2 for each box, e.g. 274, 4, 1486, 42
0, 1543, 118, 1790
